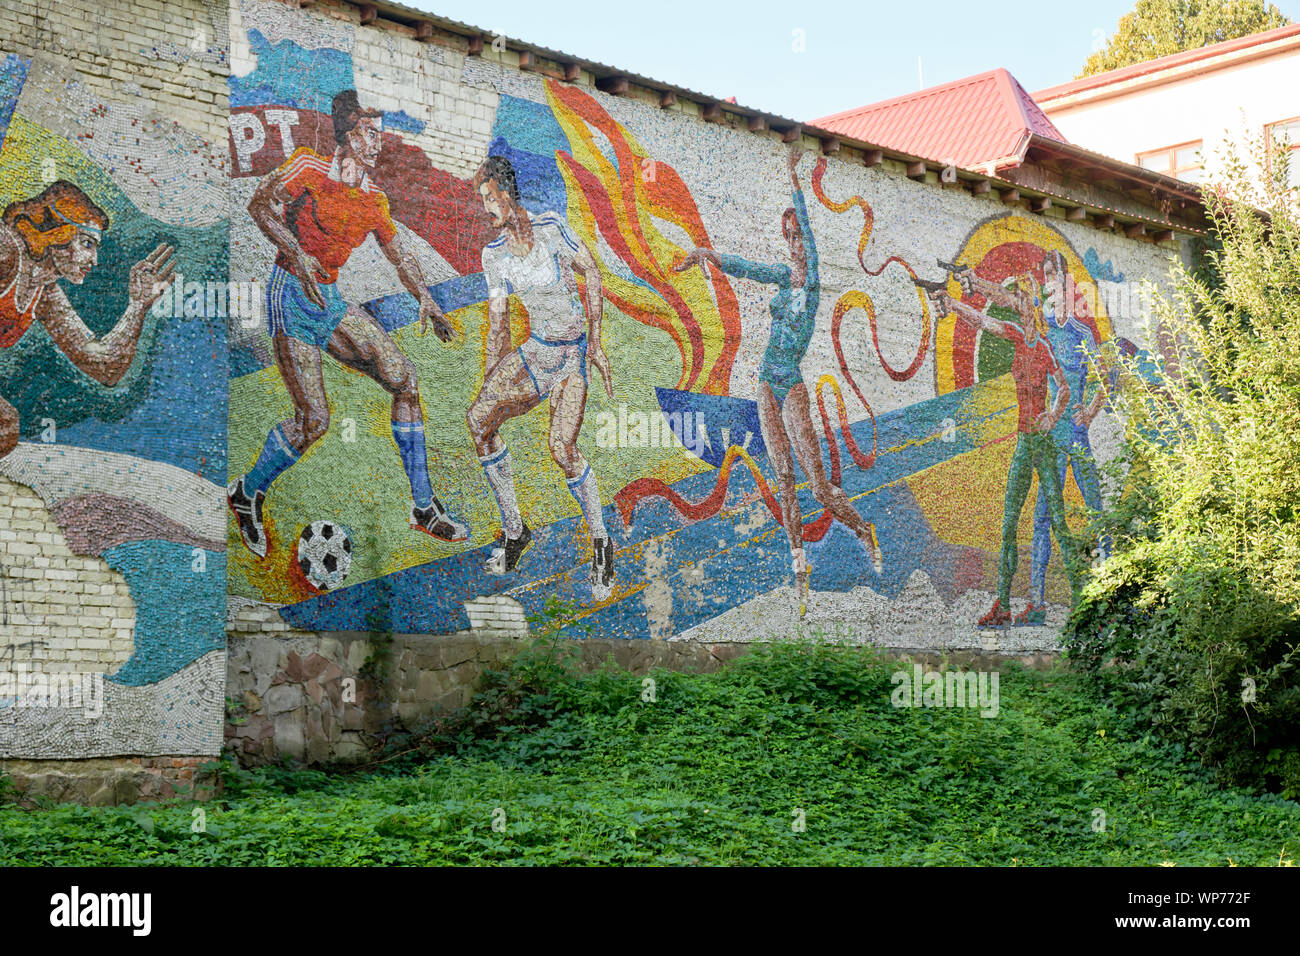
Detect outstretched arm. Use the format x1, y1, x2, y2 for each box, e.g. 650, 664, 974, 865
675, 152, 801, 289
951, 268, 1018, 310
674, 246, 791, 287
380, 232, 456, 342
792, 188, 818, 291
789, 145, 818, 288
929, 289, 1016, 340
571, 240, 613, 399
36, 243, 175, 387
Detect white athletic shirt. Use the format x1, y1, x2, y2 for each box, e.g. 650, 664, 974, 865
481, 211, 587, 342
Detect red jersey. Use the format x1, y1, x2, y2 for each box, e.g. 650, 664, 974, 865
1007, 323, 1061, 433
0, 264, 43, 349
273, 147, 398, 285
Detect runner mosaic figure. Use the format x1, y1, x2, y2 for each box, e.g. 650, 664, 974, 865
0, 180, 174, 459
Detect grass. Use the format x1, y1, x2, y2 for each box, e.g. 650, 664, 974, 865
2, 643, 1297, 866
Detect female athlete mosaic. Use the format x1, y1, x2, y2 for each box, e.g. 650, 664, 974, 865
676, 145, 883, 605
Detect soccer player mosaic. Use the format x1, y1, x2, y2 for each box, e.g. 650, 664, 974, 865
217, 45, 1167, 640
0, 8, 1170, 647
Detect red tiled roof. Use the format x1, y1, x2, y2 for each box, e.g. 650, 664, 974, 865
813, 69, 1067, 170
1034, 23, 1300, 102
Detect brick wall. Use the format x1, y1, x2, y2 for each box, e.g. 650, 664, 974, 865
0, 0, 229, 772
0, 475, 135, 673
1, 0, 230, 142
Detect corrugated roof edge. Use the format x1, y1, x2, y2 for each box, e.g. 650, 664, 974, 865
303, 0, 1207, 237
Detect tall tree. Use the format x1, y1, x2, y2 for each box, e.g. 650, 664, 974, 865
1080, 0, 1290, 77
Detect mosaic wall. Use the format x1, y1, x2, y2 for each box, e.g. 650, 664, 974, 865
0, 0, 1191, 769
0, 1, 229, 757
225, 0, 1180, 648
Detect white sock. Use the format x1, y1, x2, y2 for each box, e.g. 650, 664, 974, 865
479, 448, 523, 538
566, 463, 607, 540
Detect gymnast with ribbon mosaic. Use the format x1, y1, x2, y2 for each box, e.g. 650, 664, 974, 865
675, 145, 884, 610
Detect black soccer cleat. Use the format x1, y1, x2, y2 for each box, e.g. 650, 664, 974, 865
227, 476, 268, 558
591, 536, 614, 601
410, 496, 469, 543
487, 523, 533, 574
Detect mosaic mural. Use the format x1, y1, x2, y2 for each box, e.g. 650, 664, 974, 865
0, 51, 227, 757
0, 0, 1188, 769
224, 2, 1175, 645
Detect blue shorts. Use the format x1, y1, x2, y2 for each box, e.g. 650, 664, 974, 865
518, 332, 587, 398
266, 264, 348, 348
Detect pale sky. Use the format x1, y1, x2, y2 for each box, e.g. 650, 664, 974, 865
408, 0, 1300, 121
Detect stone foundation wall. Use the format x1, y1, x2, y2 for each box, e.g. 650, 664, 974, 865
0, 755, 214, 806
223, 614, 1060, 769
224, 622, 758, 767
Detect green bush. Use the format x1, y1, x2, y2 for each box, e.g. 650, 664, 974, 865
365, 595, 590, 767
1064, 137, 1300, 796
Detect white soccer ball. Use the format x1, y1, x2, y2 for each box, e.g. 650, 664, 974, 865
296, 521, 353, 591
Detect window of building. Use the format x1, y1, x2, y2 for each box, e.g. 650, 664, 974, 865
1266, 117, 1300, 189
1136, 141, 1203, 183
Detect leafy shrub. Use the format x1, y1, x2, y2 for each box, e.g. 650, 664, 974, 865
367, 595, 589, 767
1064, 137, 1300, 796
721, 640, 894, 708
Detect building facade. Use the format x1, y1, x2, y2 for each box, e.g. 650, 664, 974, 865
1035, 24, 1300, 189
